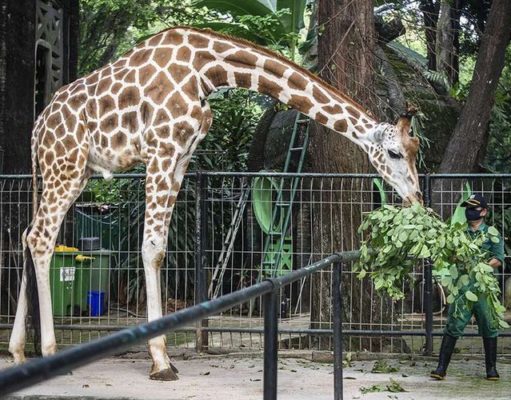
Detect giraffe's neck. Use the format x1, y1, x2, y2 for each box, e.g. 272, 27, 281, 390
182, 28, 378, 143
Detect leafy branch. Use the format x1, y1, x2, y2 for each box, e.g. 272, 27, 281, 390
355, 203, 508, 330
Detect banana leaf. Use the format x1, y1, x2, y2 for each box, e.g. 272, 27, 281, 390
450, 182, 472, 227
276, 0, 306, 32
192, 0, 275, 17
373, 178, 388, 206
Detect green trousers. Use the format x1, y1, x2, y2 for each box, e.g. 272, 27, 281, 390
444, 288, 498, 338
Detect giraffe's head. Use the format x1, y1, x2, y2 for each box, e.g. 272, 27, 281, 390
364, 112, 422, 204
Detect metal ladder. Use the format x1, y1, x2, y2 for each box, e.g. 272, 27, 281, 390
209, 179, 250, 298
209, 112, 310, 297
261, 112, 310, 277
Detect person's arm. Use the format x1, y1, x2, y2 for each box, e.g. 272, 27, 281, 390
488, 227, 505, 269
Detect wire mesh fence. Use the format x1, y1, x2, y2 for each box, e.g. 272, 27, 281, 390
0, 173, 510, 355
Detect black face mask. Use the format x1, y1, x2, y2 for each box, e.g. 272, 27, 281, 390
465, 208, 483, 221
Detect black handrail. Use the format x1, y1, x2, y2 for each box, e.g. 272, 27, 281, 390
0, 252, 358, 398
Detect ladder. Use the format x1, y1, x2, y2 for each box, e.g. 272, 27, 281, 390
209, 112, 310, 297
261, 112, 310, 277
208, 179, 250, 299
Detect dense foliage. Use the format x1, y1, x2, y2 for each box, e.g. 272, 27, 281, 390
355, 204, 508, 330
79, 0, 213, 75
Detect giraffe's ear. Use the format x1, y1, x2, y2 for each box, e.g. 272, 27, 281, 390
396, 105, 417, 136
370, 127, 385, 144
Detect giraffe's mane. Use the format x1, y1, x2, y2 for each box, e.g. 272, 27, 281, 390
146, 25, 373, 119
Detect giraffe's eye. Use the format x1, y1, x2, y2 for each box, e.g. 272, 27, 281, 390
388, 150, 403, 159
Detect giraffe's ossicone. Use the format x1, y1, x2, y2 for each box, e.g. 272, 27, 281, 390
9, 26, 421, 381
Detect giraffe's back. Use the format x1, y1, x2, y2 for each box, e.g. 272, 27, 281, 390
79, 28, 206, 174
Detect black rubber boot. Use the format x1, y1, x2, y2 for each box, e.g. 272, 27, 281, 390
430, 334, 457, 380
483, 337, 500, 381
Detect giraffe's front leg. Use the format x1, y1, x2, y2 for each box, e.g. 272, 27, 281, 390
142, 150, 185, 381
142, 236, 179, 381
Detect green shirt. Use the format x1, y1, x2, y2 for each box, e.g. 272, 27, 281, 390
466, 223, 505, 264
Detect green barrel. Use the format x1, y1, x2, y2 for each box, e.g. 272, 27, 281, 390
50, 250, 111, 316
50, 252, 80, 316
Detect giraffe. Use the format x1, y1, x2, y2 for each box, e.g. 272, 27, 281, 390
9, 26, 422, 381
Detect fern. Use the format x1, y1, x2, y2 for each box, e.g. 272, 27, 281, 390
387, 41, 451, 92
422, 70, 451, 91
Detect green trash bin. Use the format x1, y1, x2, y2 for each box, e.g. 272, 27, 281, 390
50, 251, 80, 316
74, 250, 112, 315
50, 249, 111, 316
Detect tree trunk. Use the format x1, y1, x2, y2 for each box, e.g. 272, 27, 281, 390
419, 0, 440, 71
308, 0, 394, 351
438, 0, 511, 173
450, 0, 464, 85
436, 0, 458, 84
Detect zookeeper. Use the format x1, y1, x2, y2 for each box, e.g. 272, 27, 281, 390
431, 193, 505, 381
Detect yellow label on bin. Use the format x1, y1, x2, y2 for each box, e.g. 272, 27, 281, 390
75, 254, 95, 262
55, 245, 79, 253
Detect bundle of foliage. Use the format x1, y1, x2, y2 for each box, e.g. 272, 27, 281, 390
354, 203, 508, 330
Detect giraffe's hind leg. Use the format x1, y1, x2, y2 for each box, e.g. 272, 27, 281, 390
9, 138, 91, 360
9, 229, 31, 363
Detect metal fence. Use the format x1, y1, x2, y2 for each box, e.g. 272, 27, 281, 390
0, 172, 510, 356
0, 253, 354, 399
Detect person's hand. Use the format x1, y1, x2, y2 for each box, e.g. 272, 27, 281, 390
488, 258, 502, 269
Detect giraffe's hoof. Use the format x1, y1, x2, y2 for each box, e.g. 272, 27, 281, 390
11, 353, 26, 365
169, 361, 179, 374
150, 367, 179, 381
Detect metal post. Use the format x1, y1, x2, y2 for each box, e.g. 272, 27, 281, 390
332, 262, 343, 400
195, 171, 209, 351
263, 289, 279, 400
422, 174, 433, 356
423, 260, 433, 356
423, 173, 432, 208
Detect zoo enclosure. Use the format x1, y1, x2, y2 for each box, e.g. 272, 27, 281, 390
0, 172, 510, 355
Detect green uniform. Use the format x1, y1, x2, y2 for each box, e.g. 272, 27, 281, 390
444, 223, 505, 338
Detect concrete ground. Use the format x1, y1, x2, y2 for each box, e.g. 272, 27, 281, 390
2, 353, 511, 400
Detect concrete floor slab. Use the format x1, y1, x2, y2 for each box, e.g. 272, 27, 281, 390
1, 355, 511, 400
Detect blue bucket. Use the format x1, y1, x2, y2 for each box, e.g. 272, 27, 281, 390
87, 290, 105, 316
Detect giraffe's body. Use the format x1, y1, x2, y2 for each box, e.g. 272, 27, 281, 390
9, 27, 421, 380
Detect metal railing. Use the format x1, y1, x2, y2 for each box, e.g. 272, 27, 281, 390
0, 252, 358, 399
0, 172, 510, 356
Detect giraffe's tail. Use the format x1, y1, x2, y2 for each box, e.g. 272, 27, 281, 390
25, 126, 42, 355
23, 229, 41, 355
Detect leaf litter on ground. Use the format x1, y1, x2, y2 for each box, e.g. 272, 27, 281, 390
360, 379, 406, 394
371, 359, 400, 373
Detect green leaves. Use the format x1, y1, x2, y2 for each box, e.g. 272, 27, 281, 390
499, 320, 510, 329
465, 291, 478, 302
192, 0, 306, 58
491, 236, 500, 243
354, 205, 508, 330
193, 0, 275, 17
449, 265, 458, 280
488, 226, 500, 236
